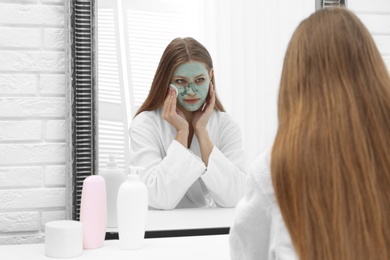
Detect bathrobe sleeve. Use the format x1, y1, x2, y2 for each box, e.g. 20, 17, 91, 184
201, 114, 247, 207
129, 113, 206, 210
229, 150, 273, 260
229, 149, 298, 260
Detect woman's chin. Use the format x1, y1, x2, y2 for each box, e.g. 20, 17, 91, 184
184, 105, 202, 112
178, 101, 201, 112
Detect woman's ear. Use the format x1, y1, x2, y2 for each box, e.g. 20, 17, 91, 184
209, 69, 214, 80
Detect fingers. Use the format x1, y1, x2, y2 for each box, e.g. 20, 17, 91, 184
169, 88, 177, 113
163, 88, 174, 118
210, 82, 215, 103
206, 82, 216, 112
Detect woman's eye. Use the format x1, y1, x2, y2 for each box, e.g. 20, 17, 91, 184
195, 77, 205, 83
175, 79, 186, 85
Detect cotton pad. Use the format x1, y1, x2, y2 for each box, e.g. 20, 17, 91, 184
169, 84, 178, 98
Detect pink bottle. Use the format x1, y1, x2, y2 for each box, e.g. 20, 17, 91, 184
80, 175, 107, 249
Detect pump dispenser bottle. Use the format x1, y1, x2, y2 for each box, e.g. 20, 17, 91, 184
117, 166, 148, 250
99, 155, 125, 228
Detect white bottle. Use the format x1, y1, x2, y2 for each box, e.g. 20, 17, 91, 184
117, 166, 148, 250
99, 155, 125, 228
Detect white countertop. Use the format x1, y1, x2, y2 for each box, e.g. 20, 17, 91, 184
0, 235, 230, 260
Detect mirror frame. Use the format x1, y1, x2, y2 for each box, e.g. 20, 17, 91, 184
65, 0, 345, 237
65, 0, 97, 221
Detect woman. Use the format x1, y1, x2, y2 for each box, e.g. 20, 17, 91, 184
230, 8, 390, 260
129, 37, 246, 210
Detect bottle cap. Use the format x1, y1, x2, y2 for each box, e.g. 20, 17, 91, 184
127, 166, 144, 181
106, 155, 118, 168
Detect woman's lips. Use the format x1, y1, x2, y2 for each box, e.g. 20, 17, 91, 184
183, 98, 200, 104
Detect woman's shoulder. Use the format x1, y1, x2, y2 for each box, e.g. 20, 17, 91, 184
214, 110, 234, 121
131, 109, 162, 127
248, 147, 275, 201
248, 148, 297, 259
213, 110, 240, 129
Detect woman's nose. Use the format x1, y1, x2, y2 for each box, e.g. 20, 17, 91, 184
186, 82, 197, 94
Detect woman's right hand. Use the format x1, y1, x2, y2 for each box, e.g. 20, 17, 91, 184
162, 88, 189, 144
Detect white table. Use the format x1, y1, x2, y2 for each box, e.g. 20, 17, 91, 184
106, 207, 235, 238
0, 234, 230, 260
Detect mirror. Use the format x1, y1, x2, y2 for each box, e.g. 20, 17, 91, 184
67, 0, 333, 237
97, 0, 242, 236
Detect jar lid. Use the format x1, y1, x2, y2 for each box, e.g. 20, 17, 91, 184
45, 220, 83, 236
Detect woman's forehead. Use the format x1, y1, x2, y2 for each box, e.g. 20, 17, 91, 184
173, 61, 208, 77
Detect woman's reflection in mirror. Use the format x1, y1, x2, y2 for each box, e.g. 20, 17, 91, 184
129, 37, 247, 210
230, 7, 390, 260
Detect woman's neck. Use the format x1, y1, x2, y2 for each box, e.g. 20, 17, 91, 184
178, 105, 193, 124
177, 105, 194, 147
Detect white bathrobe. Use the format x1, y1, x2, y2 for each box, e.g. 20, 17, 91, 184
229, 149, 297, 260
129, 108, 246, 210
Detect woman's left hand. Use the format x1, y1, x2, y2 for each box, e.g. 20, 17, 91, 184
192, 82, 215, 132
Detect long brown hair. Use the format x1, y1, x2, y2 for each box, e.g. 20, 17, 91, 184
271, 8, 390, 260
134, 37, 225, 117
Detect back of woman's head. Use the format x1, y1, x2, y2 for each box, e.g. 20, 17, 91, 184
272, 7, 390, 260
135, 37, 224, 116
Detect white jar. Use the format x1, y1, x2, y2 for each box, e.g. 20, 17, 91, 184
45, 220, 83, 258
117, 166, 148, 250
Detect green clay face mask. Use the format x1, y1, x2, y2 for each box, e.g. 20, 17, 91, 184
171, 61, 210, 112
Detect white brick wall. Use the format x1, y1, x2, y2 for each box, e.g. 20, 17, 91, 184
40, 74, 65, 95
0, 0, 66, 245
0, 75, 37, 95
